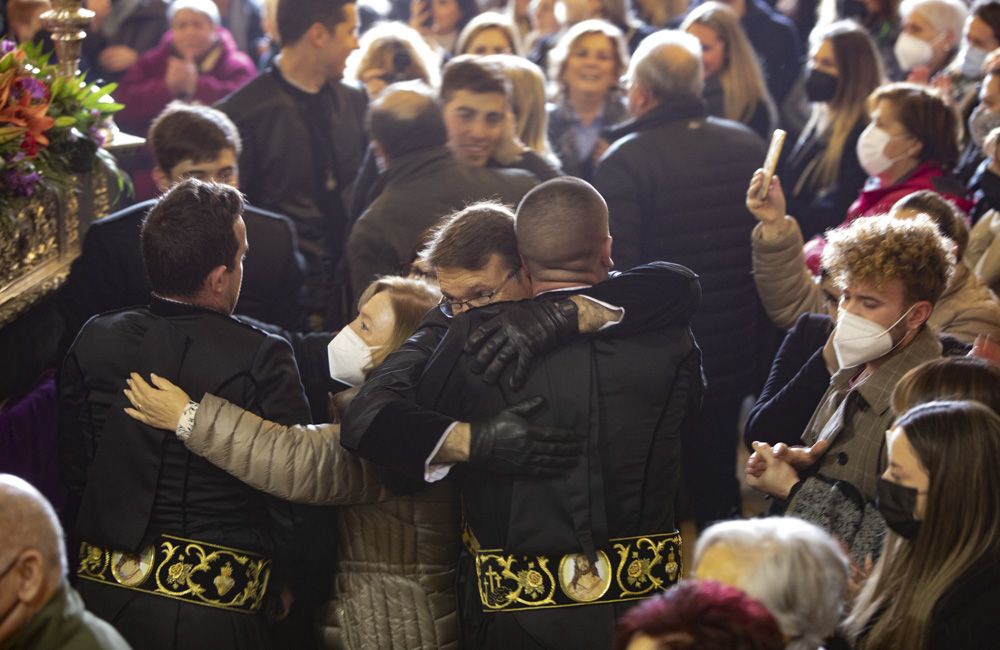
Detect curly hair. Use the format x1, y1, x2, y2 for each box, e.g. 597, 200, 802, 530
821, 214, 955, 305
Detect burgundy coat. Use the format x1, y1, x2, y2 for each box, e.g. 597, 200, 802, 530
116, 27, 257, 134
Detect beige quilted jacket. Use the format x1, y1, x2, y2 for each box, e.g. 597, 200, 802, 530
751, 217, 1000, 343
185, 394, 462, 650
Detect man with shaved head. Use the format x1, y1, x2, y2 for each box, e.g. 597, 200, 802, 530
398, 177, 704, 648
0, 474, 130, 649
594, 30, 767, 528
346, 81, 536, 298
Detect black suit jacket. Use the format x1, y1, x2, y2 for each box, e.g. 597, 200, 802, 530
59, 199, 306, 341
414, 289, 704, 649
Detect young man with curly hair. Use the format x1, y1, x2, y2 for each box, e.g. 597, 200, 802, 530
745, 214, 955, 563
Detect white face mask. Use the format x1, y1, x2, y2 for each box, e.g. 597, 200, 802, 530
856, 124, 906, 177
960, 44, 989, 78
833, 305, 915, 368
894, 32, 935, 72
327, 326, 376, 387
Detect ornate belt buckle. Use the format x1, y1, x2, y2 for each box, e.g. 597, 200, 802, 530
110, 545, 155, 587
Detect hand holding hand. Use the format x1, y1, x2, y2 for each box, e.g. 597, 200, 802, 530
465, 299, 578, 390
124, 372, 191, 431
165, 57, 198, 97
746, 169, 787, 226
469, 397, 583, 477
772, 438, 829, 471
745, 441, 801, 500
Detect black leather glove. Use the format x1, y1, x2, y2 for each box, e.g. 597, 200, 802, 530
465, 298, 579, 389
469, 397, 583, 477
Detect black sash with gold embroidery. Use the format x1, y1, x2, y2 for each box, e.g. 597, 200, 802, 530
470, 531, 682, 612
77, 534, 271, 614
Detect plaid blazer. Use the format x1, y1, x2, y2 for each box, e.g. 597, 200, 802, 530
800, 326, 942, 501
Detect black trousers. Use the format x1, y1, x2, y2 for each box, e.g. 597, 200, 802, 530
682, 397, 743, 528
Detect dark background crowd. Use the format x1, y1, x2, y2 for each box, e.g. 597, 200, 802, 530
2, 0, 1000, 648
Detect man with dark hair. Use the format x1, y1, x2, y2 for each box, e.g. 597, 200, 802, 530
439, 55, 510, 169
345, 178, 704, 648
59, 179, 313, 650
346, 82, 536, 297
60, 102, 305, 339
217, 0, 367, 327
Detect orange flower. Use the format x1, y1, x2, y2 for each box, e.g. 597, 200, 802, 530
0, 85, 54, 152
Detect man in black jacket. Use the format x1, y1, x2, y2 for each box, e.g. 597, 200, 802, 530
59, 102, 306, 340
594, 30, 766, 527
217, 0, 366, 327
343, 180, 703, 648
346, 82, 536, 298
411, 179, 702, 648
59, 180, 313, 650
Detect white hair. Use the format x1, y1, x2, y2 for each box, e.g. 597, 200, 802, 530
626, 29, 704, 101
168, 0, 222, 26
694, 517, 850, 650
899, 0, 967, 40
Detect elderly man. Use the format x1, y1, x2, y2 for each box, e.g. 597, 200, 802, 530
346, 82, 536, 298
694, 517, 850, 648
594, 30, 766, 528
0, 474, 130, 649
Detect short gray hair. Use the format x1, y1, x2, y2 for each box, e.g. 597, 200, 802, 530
899, 0, 967, 39
626, 30, 704, 101
694, 517, 850, 650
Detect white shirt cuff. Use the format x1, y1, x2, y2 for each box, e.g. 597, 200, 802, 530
424, 421, 458, 482
578, 295, 624, 331
176, 401, 199, 441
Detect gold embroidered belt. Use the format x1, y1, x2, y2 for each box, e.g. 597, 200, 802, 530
76, 534, 271, 614
470, 531, 682, 612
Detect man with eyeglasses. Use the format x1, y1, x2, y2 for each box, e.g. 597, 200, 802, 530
0, 474, 131, 649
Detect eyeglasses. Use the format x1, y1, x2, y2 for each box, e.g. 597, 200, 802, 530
438, 270, 518, 316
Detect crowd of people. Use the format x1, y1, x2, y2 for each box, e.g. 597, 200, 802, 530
3, 0, 1000, 647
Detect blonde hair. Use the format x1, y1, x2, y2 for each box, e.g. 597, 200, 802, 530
356, 276, 441, 370
484, 54, 559, 164
821, 213, 955, 306
344, 22, 442, 90
801, 21, 883, 191
548, 19, 629, 95
681, 2, 775, 126
456, 11, 523, 55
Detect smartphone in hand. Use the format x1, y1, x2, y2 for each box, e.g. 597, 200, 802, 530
758, 129, 787, 200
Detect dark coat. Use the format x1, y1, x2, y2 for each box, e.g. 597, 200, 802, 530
594, 98, 767, 401
59, 199, 306, 339
928, 555, 1000, 649
346, 146, 537, 298
59, 297, 313, 650
781, 120, 868, 241
744, 312, 834, 449
343, 262, 704, 482
217, 67, 367, 262
702, 75, 775, 141
412, 287, 703, 649
739, 0, 803, 106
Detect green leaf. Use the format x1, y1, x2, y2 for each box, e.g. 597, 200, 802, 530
53, 116, 76, 127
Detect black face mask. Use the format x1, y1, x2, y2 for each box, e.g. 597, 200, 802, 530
805, 69, 839, 103
876, 477, 922, 540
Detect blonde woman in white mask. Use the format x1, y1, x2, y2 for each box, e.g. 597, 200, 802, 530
894, 0, 966, 83
118, 276, 471, 649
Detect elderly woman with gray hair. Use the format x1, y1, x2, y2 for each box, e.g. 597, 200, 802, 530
694, 517, 851, 650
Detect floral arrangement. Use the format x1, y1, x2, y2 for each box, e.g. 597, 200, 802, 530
0, 39, 128, 230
